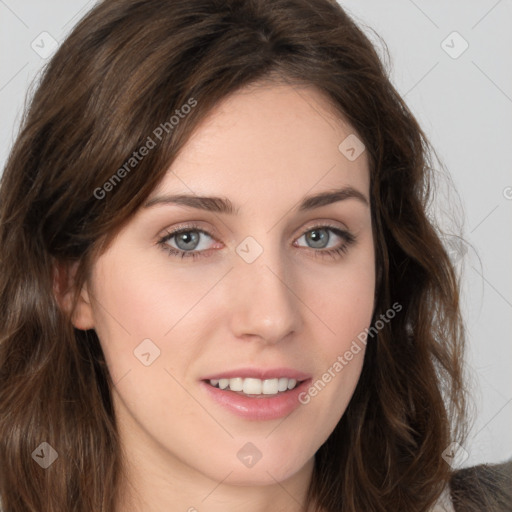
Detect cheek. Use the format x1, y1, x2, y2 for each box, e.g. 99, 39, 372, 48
305, 242, 376, 349
88, 249, 229, 386
91, 249, 221, 338
296, 245, 375, 434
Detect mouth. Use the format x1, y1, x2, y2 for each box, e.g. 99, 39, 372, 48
204, 376, 305, 397
199, 370, 312, 420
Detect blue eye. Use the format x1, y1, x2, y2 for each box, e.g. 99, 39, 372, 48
294, 226, 356, 260
158, 226, 215, 259
296, 226, 350, 249
157, 223, 356, 260
171, 230, 202, 251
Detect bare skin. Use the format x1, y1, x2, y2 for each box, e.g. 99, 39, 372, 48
69, 82, 375, 512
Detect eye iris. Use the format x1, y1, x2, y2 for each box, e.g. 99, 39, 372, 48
170, 228, 336, 253
175, 231, 200, 250
306, 228, 329, 249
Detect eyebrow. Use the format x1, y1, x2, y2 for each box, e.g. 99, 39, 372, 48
143, 186, 368, 214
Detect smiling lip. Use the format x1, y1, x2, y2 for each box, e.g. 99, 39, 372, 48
199, 367, 312, 421
201, 367, 312, 381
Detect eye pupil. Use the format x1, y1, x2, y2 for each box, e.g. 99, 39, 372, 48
307, 228, 329, 248
176, 231, 200, 250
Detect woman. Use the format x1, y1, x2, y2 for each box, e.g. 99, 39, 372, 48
0, 0, 509, 510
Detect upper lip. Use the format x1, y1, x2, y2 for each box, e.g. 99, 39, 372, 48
201, 367, 312, 381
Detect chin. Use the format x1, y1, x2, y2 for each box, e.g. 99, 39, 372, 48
202, 450, 312, 487
221, 464, 305, 487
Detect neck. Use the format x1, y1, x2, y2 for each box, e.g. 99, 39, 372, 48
116, 454, 316, 512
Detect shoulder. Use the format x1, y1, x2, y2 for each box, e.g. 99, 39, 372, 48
430, 485, 455, 511
448, 458, 512, 512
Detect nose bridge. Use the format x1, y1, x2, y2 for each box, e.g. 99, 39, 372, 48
228, 235, 301, 343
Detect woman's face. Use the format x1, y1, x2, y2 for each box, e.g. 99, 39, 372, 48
75, 82, 375, 490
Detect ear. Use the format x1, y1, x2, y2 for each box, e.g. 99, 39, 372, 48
53, 260, 95, 330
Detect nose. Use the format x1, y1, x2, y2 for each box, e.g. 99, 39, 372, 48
227, 245, 303, 345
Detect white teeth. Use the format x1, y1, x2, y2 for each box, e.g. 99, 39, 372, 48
243, 378, 262, 394
278, 377, 288, 392
287, 378, 297, 390
229, 377, 243, 392
208, 377, 301, 395
262, 378, 278, 394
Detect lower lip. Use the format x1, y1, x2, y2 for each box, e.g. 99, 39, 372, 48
199, 379, 311, 421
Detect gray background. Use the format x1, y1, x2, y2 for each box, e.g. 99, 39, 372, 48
1, 0, 511, 468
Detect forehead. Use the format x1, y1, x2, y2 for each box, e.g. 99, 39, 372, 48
153, 82, 370, 211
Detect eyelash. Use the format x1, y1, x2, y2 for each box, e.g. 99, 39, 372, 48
157, 222, 356, 261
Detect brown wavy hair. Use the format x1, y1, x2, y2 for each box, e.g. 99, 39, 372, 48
0, 0, 468, 510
